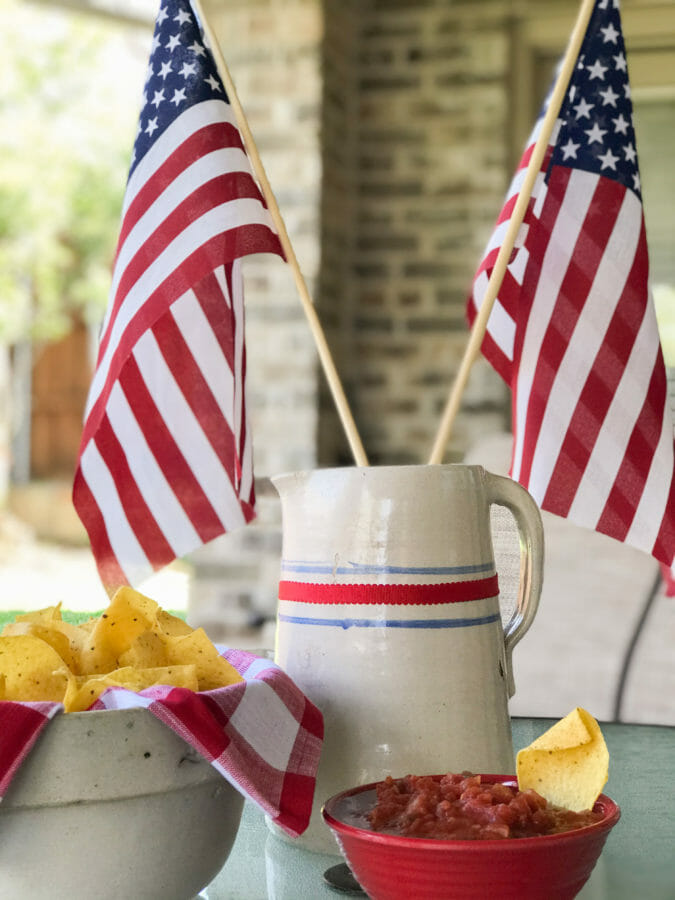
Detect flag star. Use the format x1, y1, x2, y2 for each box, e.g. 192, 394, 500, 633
179, 61, 197, 78
204, 73, 222, 91
171, 87, 187, 105
573, 97, 594, 119
613, 53, 627, 72
174, 8, 191, 24
598, 148, 619, 170
145, 117, 159, 136
632, 171, 641, 192
159, 61, 173, 78
166, 33, 182, 51
623, 143, 637, 163
587, 58, 608, 80
151, 88, 165, 107
568, 85, 577, 103
623, 82, 631, 99
599, 85, 619, 107
189, 40, 206, 56
601, 22, 620, 43
156, 6, 168, 24
561, 138, 580, 160
612, 113, 629, 134
150, 34, 161, 53
599, 0, 609, 7
585, 122, 607, 144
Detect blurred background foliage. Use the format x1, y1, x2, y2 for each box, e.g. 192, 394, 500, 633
0, 0, 145, 342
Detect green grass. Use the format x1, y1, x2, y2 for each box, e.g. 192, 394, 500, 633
0, 609, 187, 629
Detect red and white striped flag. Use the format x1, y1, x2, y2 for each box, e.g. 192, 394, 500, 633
467, 0, 675, 570
73, 0, 283, 588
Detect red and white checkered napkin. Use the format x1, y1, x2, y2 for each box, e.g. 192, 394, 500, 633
0, 649, 324, 837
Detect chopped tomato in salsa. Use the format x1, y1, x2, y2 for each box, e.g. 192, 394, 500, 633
368, 773, 602, 840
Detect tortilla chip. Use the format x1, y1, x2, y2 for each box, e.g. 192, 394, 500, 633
119, 630, 169, 669
78, 586, 159, 674
163, 628, 243, 691
516, 707, 609, 811
63, 664, 199, 712
0, 635, 70, 702
13, 604, 63, 627
156, 609, 193, 637
1, 621, 77, 670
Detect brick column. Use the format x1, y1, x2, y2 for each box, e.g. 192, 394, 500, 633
188, 0, 325, 638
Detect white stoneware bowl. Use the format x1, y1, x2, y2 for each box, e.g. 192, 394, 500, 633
0, 706, 244, 900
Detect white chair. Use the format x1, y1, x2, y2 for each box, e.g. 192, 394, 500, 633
464, 433, 672, 725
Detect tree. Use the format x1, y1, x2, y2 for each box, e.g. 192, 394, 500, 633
0, 0, 148, 342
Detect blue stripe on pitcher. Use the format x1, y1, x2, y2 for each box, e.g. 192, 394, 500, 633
280, 560, 495, 576
277, 612, 501, 630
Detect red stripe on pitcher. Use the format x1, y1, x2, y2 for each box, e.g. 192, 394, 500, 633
278, 576, 499, 606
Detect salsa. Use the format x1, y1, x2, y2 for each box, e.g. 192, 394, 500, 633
368, 773, 603, 840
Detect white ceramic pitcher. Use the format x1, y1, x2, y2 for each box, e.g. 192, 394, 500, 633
271, 464, 544, 852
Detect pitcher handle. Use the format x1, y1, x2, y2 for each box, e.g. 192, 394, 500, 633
484, 471, 544, 698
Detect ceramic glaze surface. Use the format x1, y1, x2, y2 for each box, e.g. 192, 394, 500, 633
272, 465, 544, 852
0, 707, 244, 900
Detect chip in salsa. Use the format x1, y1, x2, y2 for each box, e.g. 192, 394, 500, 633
517, 707, 609, 812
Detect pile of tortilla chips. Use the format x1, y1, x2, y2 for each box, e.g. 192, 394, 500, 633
0, 586, 242, 712
517, 707, 609, 812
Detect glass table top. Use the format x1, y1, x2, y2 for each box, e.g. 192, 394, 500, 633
203, 718, 675, 900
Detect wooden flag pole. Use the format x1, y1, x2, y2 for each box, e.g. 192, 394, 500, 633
427, 0, 597, 466
192, 0, 369, 467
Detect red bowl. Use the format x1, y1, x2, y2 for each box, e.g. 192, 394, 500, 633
322, 775, 620, 900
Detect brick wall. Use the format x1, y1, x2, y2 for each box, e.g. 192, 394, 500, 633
317, 0, 362, 465
189, 0, 325, 636
323, 0, 512, 466
203, 0, 324, 479
201, 0, 521, 479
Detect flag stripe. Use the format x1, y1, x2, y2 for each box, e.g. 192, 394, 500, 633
117, 119, 246, 249
170, 290, 236, 432
104, 381, 201, 556
187, 268, 236, 370
78, 439, 152, 585
90, 206, 275, 421
96, 410, 183, 563
517, 173, 631, 493
153, 308, 239, 476
122, 344, 232, 539
72, 467, 128, 586
543, 215, 652, 515
567, 295, 664, 529
525, 182, 642, 503
597, 357, 668, 542
105, 169, 265, 357
466, 0, 675, 573
510, 167, 579, 483
82, 222, 276, 445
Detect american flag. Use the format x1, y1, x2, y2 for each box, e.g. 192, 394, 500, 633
467, 0, 675, 570
73, 0, 283, 588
